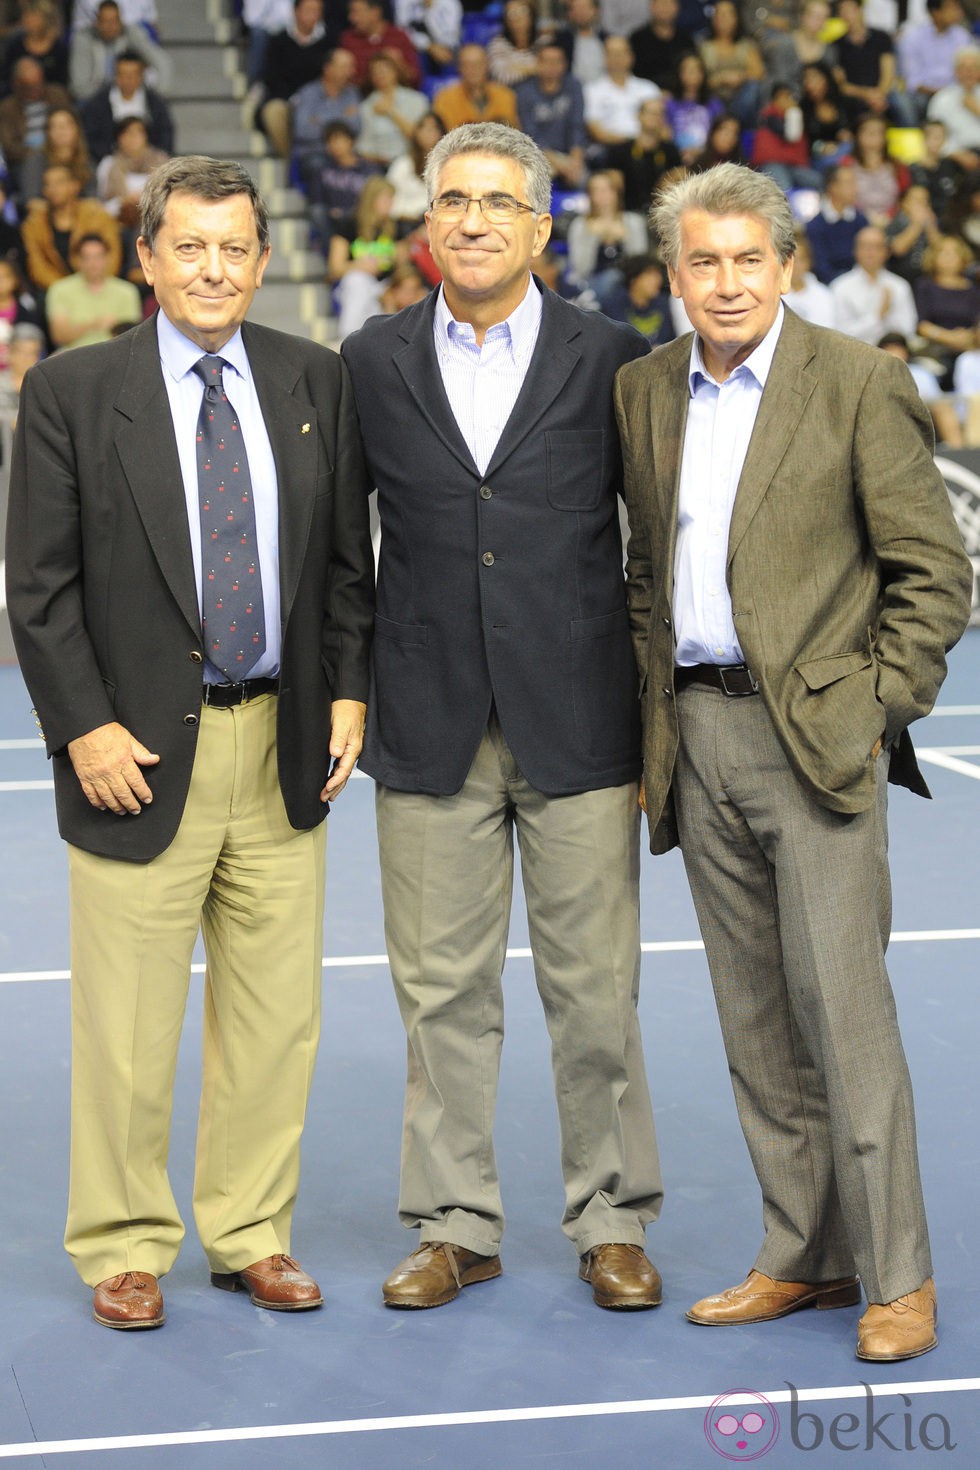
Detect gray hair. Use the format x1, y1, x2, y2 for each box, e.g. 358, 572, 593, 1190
650, 162, 796, 268
423, 123, 552, 216
139, 156, 271, 254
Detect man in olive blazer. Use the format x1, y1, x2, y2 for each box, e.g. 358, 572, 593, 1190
615, 163, 972, 1361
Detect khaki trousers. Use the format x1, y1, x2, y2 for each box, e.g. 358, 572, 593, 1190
65, 693, 327, 1286
376, 716, 663, 1258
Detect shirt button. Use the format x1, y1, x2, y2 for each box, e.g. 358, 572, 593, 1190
480, 484, 493, 499
183, 713, 199, 726
482, 552, 495, 566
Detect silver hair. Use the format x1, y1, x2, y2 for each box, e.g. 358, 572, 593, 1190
423, 123, 552, 216
650, 162, 796, 268
139, 156, 271, 254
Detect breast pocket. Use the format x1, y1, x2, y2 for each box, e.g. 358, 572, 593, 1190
545, 429, 606, 512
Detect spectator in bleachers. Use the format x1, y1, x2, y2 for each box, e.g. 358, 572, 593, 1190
69, 0, 171, 102
952, 325, 980, 442
910, 117, 962, 217
601, 250, 674, 339
598, 0, 647, 43
0, 174, 26, 270
432, 41, 519, 128
629, 0, 695, 95
785, 226, 835, 324
290, 46, 361, 187
913, 233, 980, 380
0, 56, 71, 196
0, 320, 44, 427
829, 222, 918, 339
487, 0, 539, 86
697, 0, 765, 127
307, 117, 374, 249
926, 46, 980, 171
44, 229, 140, 349
340, 0, 422, 90
885, 181, 940, 279
357, 51, 428, 163
377, 257, 430, 311
878, 329, 963, 446
897, 0, 971, 122
565, 165, 648, 302
328, 172, 402, 335
584, 35, 659, 149
690, 109, 745, 167
1, 0, 68, 96
663, 52, 722, 164
71, 0, 157, 32
766, 0, 832, 93
830, 0, 916, 127
95, 113, 166, 278
800, 59, 851, 164
555, 0, 607, 84
752, 81, 824, 187
0, 257, 41, 360
21, 161, 120, 289
394, 0, 462, 75
80, 50, 174, 163
806, 160, 869, 280
604, 93, 680, 207
242, 0, 294, 88
19, 104, 92, 204
516, 38, 586, 183
849, 110, 909, 223
258, 0, 332, 157
942, 166, 980, 255
386, 109, 443, 224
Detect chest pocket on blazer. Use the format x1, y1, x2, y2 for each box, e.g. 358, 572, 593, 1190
545, 429, 605, 512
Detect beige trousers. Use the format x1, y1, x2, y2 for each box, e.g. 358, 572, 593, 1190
65, 693, 327, 1286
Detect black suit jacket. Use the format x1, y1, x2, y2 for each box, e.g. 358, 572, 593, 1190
341, 282, 648, 797
80, 84, 175, 161
6, 315, 374, 861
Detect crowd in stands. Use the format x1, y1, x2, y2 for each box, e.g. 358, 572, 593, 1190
247, 0, 980, 443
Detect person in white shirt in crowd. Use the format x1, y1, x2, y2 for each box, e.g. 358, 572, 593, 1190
357, 52, 429, 166
830, 224, 918, 343
72, 0, 158, 32
785, 227, 834, 327
927, 47, 980, 171
555, 0, 608, 86
585, 34, 660, 149
394, 0, 462, 74
599, 0, 648, 40
897, 0, 972, 123
879, 330, 963, 448
70, 0, 171, 101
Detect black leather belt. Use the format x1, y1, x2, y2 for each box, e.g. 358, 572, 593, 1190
202, 678, 279, 708
674, 663, 758, 697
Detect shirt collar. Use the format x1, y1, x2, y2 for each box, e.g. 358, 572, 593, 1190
156, 308, 250, 384
435, 274, 543, 351
687, 301, 784, 396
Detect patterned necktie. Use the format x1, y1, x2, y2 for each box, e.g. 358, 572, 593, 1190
193, 354, 266, 680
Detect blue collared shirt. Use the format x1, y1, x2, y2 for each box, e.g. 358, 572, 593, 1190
155, 309, 281, 681
432, 276, 543, 476
673, 303, 784, 668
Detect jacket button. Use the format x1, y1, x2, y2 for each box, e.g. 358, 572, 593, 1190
480, 484, 492, 499
189, 650, 203, 664
183, 713, 199, 726
662, 616, 671, 627
662, 686, 674, 698
482, 552, 495, 566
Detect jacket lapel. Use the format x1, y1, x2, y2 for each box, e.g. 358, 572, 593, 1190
484, 284, 581, 477
391, 292, 479, 476
649, 337, 691, 562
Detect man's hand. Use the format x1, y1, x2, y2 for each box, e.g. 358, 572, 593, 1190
321, 699, 367, 801
68, 722, 160, 814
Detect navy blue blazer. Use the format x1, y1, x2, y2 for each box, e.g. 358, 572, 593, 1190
342, 281, 649, 796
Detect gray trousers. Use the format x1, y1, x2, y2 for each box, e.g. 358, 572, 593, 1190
375, 716, 663, 1258
673, 685, 932, 1305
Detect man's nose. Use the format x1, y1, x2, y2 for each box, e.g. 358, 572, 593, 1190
459, 199, 489, 233
715, 260, 741, 295
201, 244, 225, 280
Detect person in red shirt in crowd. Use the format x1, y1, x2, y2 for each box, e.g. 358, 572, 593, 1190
339, 0, 421, 91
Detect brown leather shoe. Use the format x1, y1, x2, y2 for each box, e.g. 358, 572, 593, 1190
687, 1269, 861, 1324
579, 1243, 662, 1310
210, 1253, 323, 1311
93, 1271, 165, 1330
382, 1241, 502, 1308
857, 1279, 937, 1361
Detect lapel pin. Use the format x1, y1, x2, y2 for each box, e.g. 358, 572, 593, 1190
301, 422, 311, 434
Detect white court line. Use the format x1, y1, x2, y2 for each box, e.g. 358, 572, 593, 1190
2, 930, 978, 985
918, 750, 980, 781
0, 1377, 977, 1459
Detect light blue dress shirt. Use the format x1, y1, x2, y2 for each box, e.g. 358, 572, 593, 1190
155, 310, 281, 681
673, 304, 784, 669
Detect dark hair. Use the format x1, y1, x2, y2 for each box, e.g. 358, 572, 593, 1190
710, 0, 745, 41
622, 252, 663, 286
139, 156, 271, 253
324, 119, 356, 141
115, 49, 147, 67
113, 114, 147, 141
76, 232, 110, 251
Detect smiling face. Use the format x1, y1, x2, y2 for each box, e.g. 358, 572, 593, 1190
136, 191, 270, 353
668, 209, 792, 381
425, 151, 551, 326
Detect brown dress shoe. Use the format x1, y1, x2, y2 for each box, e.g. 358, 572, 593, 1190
382, 1241, 502, 1308
687, 1269, 861, 1324
93, 1271, 165, 1330
579, 1243, 663, 1310
857, 1279, 937, 1361
210, 1253, 323, 1311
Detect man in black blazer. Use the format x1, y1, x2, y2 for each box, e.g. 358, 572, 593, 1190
342, 122, 663, 1311
6, 157, 374, 1329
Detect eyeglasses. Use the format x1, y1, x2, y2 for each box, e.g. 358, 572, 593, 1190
428, 192, 538, 223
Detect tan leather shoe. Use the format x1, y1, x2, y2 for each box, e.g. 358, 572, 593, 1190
687, 1269, 861, 1324
857, 1279, 937, 1361
93, 1271, 165, 1330
210, 1253, 323, 1310
579, 1243, 662, 1310
382, 1241, 502, 1308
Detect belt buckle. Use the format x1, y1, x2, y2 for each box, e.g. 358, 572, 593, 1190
718, 664, 757, 697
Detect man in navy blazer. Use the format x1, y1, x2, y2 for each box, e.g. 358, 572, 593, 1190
342, 122, 663, 1311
